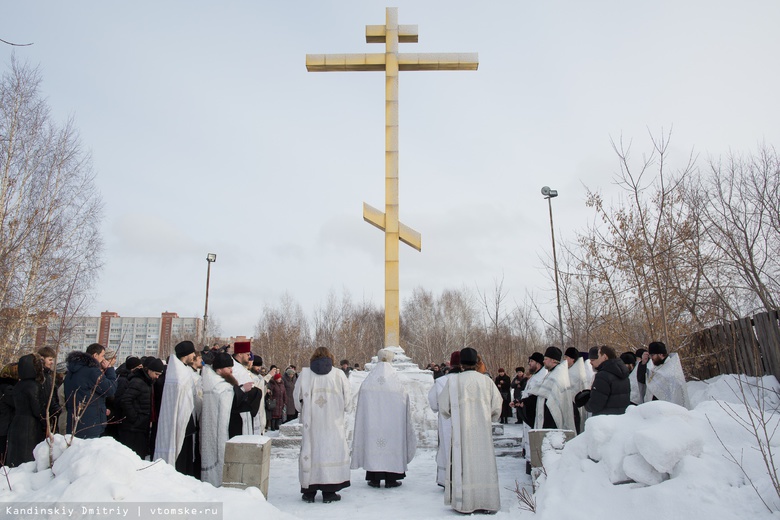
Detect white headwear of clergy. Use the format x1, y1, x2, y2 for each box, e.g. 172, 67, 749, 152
377, 348, 395, 363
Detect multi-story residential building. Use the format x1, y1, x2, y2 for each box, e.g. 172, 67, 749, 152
36, 311, 202, 361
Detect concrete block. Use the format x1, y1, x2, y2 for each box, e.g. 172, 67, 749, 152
222, 462, 243, 485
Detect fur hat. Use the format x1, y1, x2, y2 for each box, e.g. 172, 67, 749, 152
459, 347, 478, 366
233, 341, 251, 354
212, 352, 234, 369
648, 341, 667, 355
144, 357, 165, 373
544, 346, 562, 362
620, 352, 637, 366
529, 352, 544, 365
175, 341, 196, 359
564, 347, 580, 360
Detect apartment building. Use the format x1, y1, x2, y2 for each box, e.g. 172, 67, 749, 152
41, 311, 202, 361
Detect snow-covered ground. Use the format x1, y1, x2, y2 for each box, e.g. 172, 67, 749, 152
1, 374, 778, 519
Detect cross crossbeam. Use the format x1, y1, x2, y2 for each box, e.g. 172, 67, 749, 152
307, 7, 477, 347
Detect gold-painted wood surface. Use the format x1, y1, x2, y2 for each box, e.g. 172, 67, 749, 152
307, 7, 477, 347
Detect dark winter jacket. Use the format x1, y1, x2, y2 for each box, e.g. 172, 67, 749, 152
6, 354, 45, 467
585, 358, 631, 416
495, 374, 511, 398
63, 351, 118, 438
119, 369, 155, 434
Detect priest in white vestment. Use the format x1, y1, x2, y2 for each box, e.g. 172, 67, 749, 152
428, 350, 461, 487
439, 347, 502, 514
519, 352, 547, 464
200, 353, 262, 487
565, 347, 589, 434
293, 347, 351, 504
351, 348, 416, 488
248, 355, 266, 435
531, 347, 576, 433
154, 341, 202, 477
646, 341, 690, 409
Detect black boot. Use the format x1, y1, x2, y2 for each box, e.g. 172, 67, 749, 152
323, 492, 341, 503
302, 492, 316, 503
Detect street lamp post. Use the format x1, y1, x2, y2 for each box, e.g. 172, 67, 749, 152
203, 253, 217, 345
541, 186, 565, 347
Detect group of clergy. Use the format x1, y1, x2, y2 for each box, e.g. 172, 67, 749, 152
154, 340, 266, 487
514, 342, 690, 474
156, 338, 688, 514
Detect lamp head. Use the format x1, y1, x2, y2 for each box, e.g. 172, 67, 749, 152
541, 186, 558, 198
206, 253, 217, 262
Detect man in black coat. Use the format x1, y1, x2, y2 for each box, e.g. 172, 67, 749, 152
118, 357, 164, 459
585, 345, 630, 416
64, 343, 118, 439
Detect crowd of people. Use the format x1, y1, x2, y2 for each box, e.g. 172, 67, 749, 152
0, 338, 688, 514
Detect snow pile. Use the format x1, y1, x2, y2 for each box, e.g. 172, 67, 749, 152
688, 374, 780, 411
0, 435, 298, 520
534, 394, 780, 519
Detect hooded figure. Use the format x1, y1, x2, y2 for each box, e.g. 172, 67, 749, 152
6, 354, 45, 467
293, 347, 351, 503
351, 348, 416, 488
63, 349, 117, 439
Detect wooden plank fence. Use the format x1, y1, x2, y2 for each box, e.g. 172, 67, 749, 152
682, 310, 780, 382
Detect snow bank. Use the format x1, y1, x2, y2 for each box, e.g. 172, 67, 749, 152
533, 377, 780, 520
0, 435, 298, 520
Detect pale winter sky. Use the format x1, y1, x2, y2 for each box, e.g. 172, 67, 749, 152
3, 1, 779, 338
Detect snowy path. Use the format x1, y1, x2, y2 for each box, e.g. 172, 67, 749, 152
266, 423, 529, 519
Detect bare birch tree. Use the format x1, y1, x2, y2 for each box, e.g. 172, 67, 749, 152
0, 57, 102, 361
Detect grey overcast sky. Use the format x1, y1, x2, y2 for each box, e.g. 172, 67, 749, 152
3, 1, 779, 337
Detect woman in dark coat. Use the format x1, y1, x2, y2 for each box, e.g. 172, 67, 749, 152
267, 373, 287, 431
6, 354, 45, 467
282, 368, 298, 423
494, 368, 512, 424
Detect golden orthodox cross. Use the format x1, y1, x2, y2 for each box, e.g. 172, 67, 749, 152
306, 7, 478, 347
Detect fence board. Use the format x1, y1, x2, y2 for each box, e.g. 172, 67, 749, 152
681, 310, 780, 382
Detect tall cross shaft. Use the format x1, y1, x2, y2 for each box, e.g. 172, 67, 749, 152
307, 7, 478, 347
